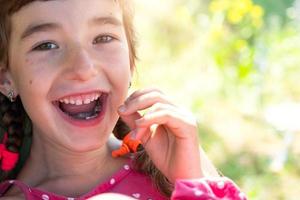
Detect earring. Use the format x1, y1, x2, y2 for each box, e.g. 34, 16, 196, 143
7, 90, 15, 102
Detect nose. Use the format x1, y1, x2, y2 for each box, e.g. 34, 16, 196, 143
64, 47, 98, 82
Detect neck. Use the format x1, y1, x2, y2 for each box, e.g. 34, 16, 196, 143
17, 129, 126, 195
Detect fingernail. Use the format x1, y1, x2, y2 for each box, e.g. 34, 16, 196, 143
118, 105, 126, 113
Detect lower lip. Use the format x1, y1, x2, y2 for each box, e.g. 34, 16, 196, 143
53, 95, 107, 128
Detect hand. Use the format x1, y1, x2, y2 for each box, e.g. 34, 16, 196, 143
118, 88, 203, 183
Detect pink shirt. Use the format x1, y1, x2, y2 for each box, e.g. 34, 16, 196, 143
0, 162, 247, 200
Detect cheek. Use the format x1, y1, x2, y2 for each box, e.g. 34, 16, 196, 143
17, 72, 55, 131
14, 57, 55, 104
16, 75, 46, 126
17, 72, 48, 106
95, 44, 131, 85
98, 46, 131, 105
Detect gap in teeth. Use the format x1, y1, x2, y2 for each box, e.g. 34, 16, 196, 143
59, 93, 101, 105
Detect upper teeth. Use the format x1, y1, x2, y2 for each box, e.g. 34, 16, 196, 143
59, 93, 101, 105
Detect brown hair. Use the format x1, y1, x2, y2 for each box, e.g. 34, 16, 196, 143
0, 0, 173, 197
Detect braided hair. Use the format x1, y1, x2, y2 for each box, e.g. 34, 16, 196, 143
0, 94, 31, 181
0, 0, 173, 197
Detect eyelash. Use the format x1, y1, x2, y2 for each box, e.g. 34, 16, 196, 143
32, 35, 115, 51
33, 42, 58, 51
93, 35, 115, 44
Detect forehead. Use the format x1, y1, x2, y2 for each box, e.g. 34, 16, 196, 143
11, 0, 123, 35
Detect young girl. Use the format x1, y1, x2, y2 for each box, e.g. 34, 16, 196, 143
0, 0, 246, 199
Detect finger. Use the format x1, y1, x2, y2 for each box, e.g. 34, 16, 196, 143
119, 112, 142, 130
146, 102, 177, 114
136, 109, 180, 129
125, 88, 164, 104
132, 126, 150, 143
135, 109, 197, 139
120, 92, 174, 115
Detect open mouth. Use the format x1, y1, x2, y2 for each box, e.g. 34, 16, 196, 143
59, 96, 103, 120
53, 92, 107, 125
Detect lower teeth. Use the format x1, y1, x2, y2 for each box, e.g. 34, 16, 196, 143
68, 103, 102, 120
72, 112, 97, 120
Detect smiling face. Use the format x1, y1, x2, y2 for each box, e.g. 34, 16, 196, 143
6, 0, 131, 151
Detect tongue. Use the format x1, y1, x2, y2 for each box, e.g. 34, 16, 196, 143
60, 100, 97, 115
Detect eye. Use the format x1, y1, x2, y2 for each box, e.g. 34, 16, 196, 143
33, 42, 59, 51
93, 35, 115, 44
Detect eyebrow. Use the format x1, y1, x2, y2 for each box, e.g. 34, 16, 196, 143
20, 23, 61, 40
20, 17, 122, 41
89, 16, 123, 27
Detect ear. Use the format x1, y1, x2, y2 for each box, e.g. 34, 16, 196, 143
0, 63, 18, 98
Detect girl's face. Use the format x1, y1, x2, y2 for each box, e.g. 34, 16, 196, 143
7, 0, 131, 151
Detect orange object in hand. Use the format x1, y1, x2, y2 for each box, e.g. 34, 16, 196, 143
112, 132, 142, 157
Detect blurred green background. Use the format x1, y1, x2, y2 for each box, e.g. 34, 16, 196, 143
133, 0, 300, 199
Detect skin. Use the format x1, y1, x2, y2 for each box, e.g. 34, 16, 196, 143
0, 0, 219, 199
119, 89, 203, 182
1, 0, 131, 198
